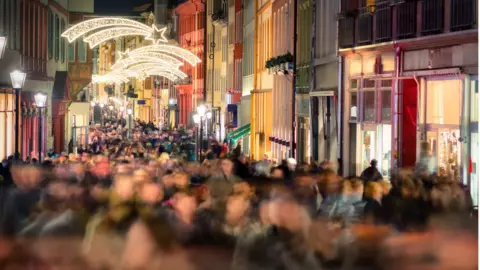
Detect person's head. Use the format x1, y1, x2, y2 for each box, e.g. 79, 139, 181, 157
365, 182, 383, 201
350, 178, 364, 196
138, 182, 163, 204
113, 174, 135, 200
133, 169, 150, 185
270, 167, 284, 179
370, 159, 378, 168
321, 169, 340, 195
225, 195, 250, 225
379, 180, 392, 195
341, 180, 353, 197
220, 158, 234, 176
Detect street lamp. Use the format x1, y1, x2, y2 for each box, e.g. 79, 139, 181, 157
193, 114, 201, 161
0, 37, 8, 60
197, 104, 207, 117
99, 103, 105, 125
10, 70, 26, 157
195, 105, 212, 161
34, 93, 47, 163
127, 108, 133, 139
90, 101, 96, 107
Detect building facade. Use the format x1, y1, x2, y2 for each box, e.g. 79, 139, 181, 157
174, 0, 205, 128
311, 0, 338, 165
270, 0, 294, 162
250, 0, 273, 160
338, 0, 478, 204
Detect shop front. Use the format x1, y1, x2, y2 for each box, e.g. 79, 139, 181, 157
0, 88, 17, 160
347, 75, 393, 178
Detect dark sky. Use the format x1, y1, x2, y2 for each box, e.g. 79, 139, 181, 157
95, 0, 152, 15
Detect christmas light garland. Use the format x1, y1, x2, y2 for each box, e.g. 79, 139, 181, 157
62, 18, 152, 43
84, 27, 151, 48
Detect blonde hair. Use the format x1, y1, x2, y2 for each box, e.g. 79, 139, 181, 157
364, 182, 382, 199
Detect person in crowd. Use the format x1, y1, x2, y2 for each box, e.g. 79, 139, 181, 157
0, 120, 476, 270
360, 159, 383, 183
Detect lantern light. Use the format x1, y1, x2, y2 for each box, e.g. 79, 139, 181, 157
10, 70, 27, 89
109, 105, 114, 110
120, 106, 125, 111
34, 93, 47, 108
91, 101, 96, 107
206, 111, 213, 120
99, 103, 105, 108
197, 105, 207, 117
127, 108, 133, 115
193, 114, 200, 124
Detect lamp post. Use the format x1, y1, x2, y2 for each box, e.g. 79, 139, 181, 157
108, 105, 114, 120
90, 101, 96, 125
0, 37, 7, 60
193, 114, 201, 161
127, 108, 133, 139
10, 70, 26, 158
34, 93, 47, 163
195, 105, 212, 161
99, 103, 105, 126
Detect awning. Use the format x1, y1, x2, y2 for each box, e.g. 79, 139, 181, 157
227, 123, 250, 143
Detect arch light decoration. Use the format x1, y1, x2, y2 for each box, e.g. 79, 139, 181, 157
61, 17, 168, 48
111, 55, 183, 70
127, 44, 201, 66
125, 63, 187, 79
83, 27, 151, 48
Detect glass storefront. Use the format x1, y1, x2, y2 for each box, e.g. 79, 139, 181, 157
349, 77, 392, 178
361, 124, 391, 178
423, 79, 462, 181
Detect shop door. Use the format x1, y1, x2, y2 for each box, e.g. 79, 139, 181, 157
315, 96, 337, 163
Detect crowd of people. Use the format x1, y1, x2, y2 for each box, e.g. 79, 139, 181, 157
0, 119, 477, 269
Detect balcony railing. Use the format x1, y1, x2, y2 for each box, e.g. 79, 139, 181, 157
396, 0, 417, 39
357, 7, 373, 45
451, 0, 477, 31
375, 1, 392, 42
421, 0, 444, 35
338, 0, 477, 49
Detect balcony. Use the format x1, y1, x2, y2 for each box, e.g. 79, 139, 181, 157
338, 0, 477, 49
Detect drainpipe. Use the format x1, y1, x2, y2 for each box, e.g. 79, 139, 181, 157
392, 46, 401, 171
201, 0, 207, 103
291, 0, 298, 159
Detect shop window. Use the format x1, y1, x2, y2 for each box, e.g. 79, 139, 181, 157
68, 43, 75, 62
380, 89, 391, 122
362, 129, 376, 169
363, 91, 375, 122
364, 78, 375, 88
379, 124, 392, 178
426, 80, 461, 125
350, 92, 358, 121
78, 40, 86, 63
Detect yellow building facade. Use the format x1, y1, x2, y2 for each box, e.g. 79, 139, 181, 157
250, 0, 273, 160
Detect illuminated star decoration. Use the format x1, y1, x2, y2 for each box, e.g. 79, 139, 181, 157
61, 17, 152, 46
144, 25, 169, 45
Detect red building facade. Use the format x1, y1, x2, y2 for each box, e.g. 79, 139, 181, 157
174, 0, 205, 127
20, 0, 49, 160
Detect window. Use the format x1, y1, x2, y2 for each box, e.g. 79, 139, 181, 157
78, 40, 86, 63
54, 15, 59, 60
426, 80, 462, 125
60, 19, 65, 62
362, 79, 376, 122
68, 42, 75, 62
48, 11, 53, 58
